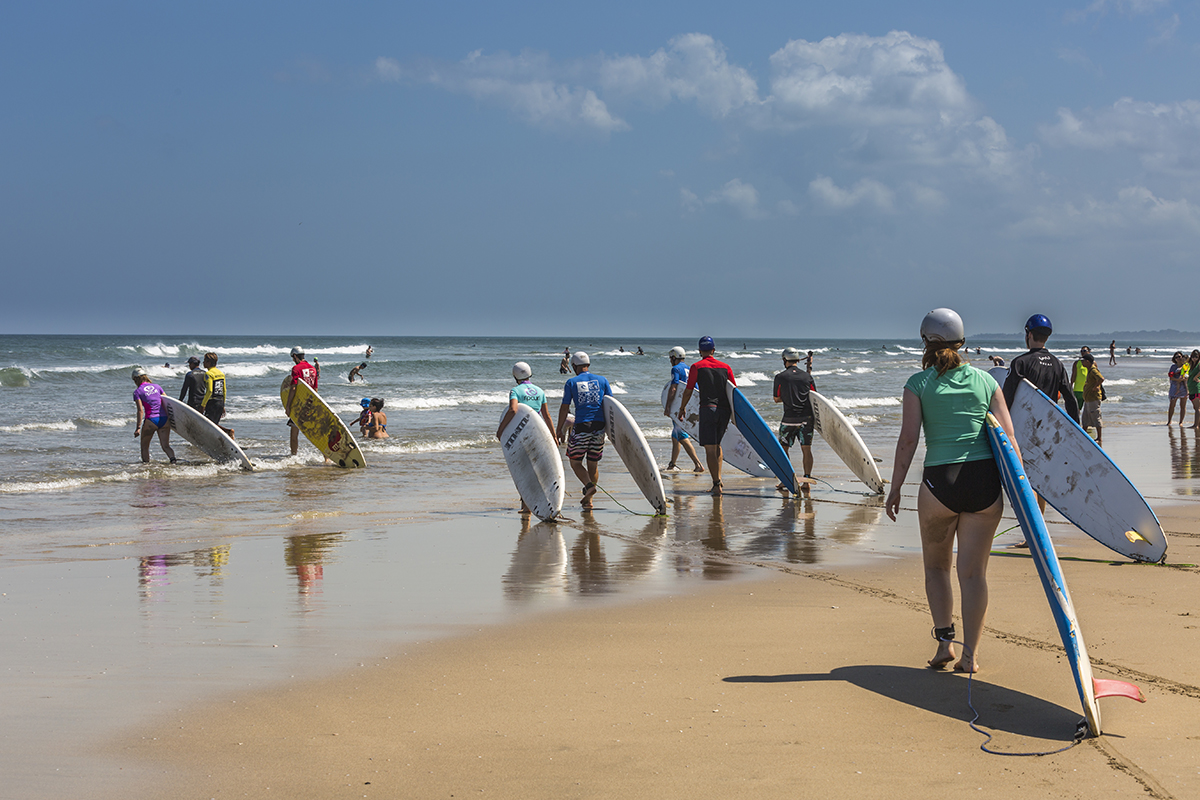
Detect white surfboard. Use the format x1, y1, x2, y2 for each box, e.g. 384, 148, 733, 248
810, 392, 883, 493
162, 396, 252, 470
499, 404, 564, 522
1008, 378, 1166, 562
603, 396, 667, 515
661, 381, 773, 478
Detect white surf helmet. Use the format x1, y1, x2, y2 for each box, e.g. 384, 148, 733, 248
290, 346, 304, 358
782, 347, 801, 361
668, 346, 686, 359
570, 352, 590, 367
920, 308, 965, 344
512, 361, 532, 381
131, 367, 148, 379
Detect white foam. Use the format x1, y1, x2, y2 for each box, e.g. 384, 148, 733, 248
393, 392, 510, 410
0, 420, 78, 433
1105, 378, 1137, 385
843, 414, 879, 426
830, 395, 901, 410
611, 381, 629, 395
727, 353, 761, 359
738, 372, 770, 386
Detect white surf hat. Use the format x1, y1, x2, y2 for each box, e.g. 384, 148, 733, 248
131, 367, 147, 379
512, 361, 532, 381
570, 352, 590, 367
290, 346, 304, 357
782, 347, 801, 361
920, 308, 965, 343
668, 346, 686, 359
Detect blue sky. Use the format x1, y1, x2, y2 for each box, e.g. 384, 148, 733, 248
3, 1, 1198, 337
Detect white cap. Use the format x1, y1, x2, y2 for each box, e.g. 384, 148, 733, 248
570, 352, 590, 367
920, 308, 965, 343
512, 361, 532, 381
131, 367, 148, 379
668, 346, 686, 359
290, 346, 304, 358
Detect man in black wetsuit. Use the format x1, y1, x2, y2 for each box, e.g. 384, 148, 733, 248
773, 346, 817, 494
179, 356, 206, 410
1002, 314, 1079, 423
1002, 314, 1078, 544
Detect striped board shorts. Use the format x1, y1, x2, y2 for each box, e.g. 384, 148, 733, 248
566, 428, 606, 462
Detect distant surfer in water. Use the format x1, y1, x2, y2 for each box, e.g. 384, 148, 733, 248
663, 346, 704, 474
773, 347, 816, 495
365, 345, 373, 359
885, 308, 1018, 674
557, 352, 612, 510
286, 347, 319, 456
131, 368, 176, 464
348, 363, 367, 383
676, 336, 736, 496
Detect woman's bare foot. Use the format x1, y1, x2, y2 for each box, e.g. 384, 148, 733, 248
928, 642, 955, 670
692, 465, 705, 473
710, 481, 723, 496
953, 649, 979, 673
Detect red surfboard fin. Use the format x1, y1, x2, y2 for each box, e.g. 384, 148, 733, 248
1093, 678, 1146, 702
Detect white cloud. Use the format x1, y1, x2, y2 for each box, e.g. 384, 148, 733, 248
397, 49, 628, 133
1040, 98, 1200, 173
598, 33, 762, 117
708, 179, 763, 218
767, 31, 973, 128
376, 57, 403, 82
680, 188, 702, 212
1009, 185, 1200, 238
808, 176, 895, 212
1056, 47, 1103, 77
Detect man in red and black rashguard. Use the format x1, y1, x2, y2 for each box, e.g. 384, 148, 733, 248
676, 336, 736, 495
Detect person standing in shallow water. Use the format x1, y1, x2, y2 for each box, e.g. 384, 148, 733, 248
132, 368, 176, 464
663, 346, 704, 474
885, 308, 1019, 674
1168, 352, 1187, 426
556, 352, 612, 510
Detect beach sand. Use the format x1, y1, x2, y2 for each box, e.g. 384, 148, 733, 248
103, 498, 1200, 799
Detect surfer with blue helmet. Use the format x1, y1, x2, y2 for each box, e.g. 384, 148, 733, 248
663, 346, 704, 474
557, 352, 613, 510
677, 336, 736, 495
885, 308, 1020, 674
131, 367, 177, 465
1002, 314, 1077, 545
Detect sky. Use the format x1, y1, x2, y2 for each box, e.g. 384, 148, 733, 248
3, 1, 1199, 338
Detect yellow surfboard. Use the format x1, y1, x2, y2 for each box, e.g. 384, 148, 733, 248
280, 378, 366, 468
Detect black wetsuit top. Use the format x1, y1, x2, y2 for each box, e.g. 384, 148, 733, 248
179, 368, 207, 409
1003, 348, 1080, 423
773, 366, 816, 425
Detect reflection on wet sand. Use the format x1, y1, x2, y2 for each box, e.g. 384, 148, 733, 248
1169, 426, 1198, 495
502, 519, 568, 601
669, 491, 737, 580
138, 545, 230, 603
741, 497, 819, 564
284, 532, 345, 602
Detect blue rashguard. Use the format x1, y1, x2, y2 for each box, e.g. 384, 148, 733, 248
562, 372, 612, 429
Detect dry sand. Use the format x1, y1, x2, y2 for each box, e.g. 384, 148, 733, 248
107, 502, 1200, 799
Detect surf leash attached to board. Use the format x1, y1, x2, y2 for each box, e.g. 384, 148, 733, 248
594, 484, 668, 517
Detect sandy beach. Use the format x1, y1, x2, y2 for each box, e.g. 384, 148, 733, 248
95, 446, 1200, 799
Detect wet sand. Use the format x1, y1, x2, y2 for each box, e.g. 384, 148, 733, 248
4, 423, 1199, 798
105, 456, 1200, 798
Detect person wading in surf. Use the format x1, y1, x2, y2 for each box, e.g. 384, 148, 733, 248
556, 352, 612, 510
676, 336, 736, 496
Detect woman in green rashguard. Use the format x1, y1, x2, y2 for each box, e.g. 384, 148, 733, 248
885, 308, 1020, 674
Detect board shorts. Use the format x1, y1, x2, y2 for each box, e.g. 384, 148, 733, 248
922, 458, 1001, 514
566, 427, 605, 462
1082, 400, 1103, 429
144, 415, 168, 431
778, 420, 814, 448
698, 405, 731, 447
671, 427, 690, 442
203, 400, 225, 424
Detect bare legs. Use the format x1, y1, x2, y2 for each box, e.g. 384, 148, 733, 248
703, 444, 723, 494
917, 483, 1002, 673
570, 458, 600, 508
668, 436, 704, 472
140, 421, 176, 464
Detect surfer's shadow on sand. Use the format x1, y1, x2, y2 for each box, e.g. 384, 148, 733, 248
725, 664, 1082, 742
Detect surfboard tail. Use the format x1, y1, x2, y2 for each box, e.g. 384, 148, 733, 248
1093, 678, 1146, 703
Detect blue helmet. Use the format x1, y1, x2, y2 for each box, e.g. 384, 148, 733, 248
698, 336, 715, 351
360, 397, 371, 407
1025, 314, 1052, 334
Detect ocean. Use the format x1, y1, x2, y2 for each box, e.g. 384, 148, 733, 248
2, 333, 1197, 796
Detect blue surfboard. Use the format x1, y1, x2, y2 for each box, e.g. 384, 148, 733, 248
985, 413, 1144, 737
727, 384, 797, 494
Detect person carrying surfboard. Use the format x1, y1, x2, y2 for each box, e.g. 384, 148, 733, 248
131, 367, 177, 465
676, 336, 736, 496
773, 346, 816, 494
286, 347, 319, 456
556, 352, 613, 510
201, 352, 234, 440
663, 346, 704, 474
498, 362, 557, 446
885, 308, 1020, 674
